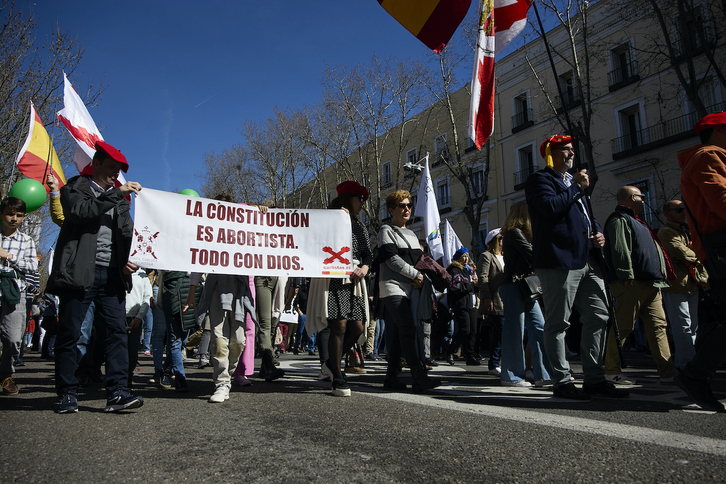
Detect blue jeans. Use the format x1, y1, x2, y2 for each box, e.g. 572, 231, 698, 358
141, 307, 153, 352
499, 282, 550, 383
161, 290, 186, 378
55, 266, 128, 397
373, 317, 385, 357
294, 314, 307, 350
150, 287, 167, 371
487, 315, 504, 369
662, 290, 699, 369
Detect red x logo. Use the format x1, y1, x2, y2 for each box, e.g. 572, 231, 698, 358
322, 246, 350, 265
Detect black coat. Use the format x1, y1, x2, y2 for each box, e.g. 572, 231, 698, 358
47, 175, 133, 295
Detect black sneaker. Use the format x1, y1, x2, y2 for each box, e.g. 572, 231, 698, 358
104, 389, 144, 413
332, 377, 351, 397
57, 392, 78, 414
582, 380, 629, 399
675, 373, 726, 412
553, 382, 591, 400
160, 372, 172, 389
175, 375, 190, 393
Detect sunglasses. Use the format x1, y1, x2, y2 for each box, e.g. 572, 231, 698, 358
398, 203, 413, 210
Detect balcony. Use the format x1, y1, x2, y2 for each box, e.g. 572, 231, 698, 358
556, 90, 581, 113
513, 165, 536, 190
610, 101, 725, 159
512, 108, 534, 133
608, 59, 640, 92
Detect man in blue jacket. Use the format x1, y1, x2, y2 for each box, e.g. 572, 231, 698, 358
48, 141, 144, 413
525, 135, 628, 400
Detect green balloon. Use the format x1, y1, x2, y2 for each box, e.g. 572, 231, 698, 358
8, 178, 46, 212
179, 189, 200, 197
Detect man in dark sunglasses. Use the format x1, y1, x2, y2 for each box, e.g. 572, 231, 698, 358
658, 200, 706, 375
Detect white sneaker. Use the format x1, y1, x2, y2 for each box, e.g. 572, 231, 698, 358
606, 373, 635, 385
501, 380, 532, 387
209, 385, 230, 403
488, 367, 501, 376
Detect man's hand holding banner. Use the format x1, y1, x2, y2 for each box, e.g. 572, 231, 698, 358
130, 188, 353, 278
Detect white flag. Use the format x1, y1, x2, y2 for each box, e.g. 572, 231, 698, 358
443, 219, 464, 267
415, 154, 444, 261
57, 73, 126, 183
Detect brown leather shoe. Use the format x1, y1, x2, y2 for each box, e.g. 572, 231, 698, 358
2, 377, 19, 395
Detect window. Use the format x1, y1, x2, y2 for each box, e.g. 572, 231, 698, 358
630, 179, 656, 226
406, 148, 418, 165
434, 133, 449, 164
675, 5, 712, 55
609, 42, 638, 88
558, 72, 578, 108
382, 160, 392, 187
436, 176, 450, 208
512, 92, 532, 131
617, 104, 644, 152
477, 219, 489, 252
380, 200, 390, 221
471, 165, 485, 196
683, 76, 718, 126
514, 143, 536, 188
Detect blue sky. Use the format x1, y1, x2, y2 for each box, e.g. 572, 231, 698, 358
33, 1, 481, 194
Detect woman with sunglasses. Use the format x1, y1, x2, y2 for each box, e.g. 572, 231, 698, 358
309, 181, 372, 397
377, 190, 440, 392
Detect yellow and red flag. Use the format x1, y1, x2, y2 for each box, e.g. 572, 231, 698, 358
15, 102, 66, 194
378, 0, 472, 53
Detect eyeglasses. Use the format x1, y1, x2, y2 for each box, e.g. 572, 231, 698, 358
358, 195, 365, 203
398, 203, 413, 210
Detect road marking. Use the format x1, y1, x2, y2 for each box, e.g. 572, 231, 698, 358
369, 390, 726, 457
279, 361, 726, 457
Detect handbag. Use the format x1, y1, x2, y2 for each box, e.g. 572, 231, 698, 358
516, 273, 542, 301
389, 225, 452, 291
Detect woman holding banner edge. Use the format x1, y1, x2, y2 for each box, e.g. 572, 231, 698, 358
309, 181, 372, 397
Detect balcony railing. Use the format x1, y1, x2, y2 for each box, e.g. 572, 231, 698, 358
608, 59, 640, 91
512, 108, 534, 133
513, 165, 536, 189
556, 89, 581, 112
610, 101, 726, 159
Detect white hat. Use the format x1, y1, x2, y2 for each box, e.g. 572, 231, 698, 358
485, 228, 502, 245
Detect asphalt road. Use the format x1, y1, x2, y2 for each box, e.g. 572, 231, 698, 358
1, 350, 725, 483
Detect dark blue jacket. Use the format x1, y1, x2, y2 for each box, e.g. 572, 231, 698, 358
525, 167, 601, 270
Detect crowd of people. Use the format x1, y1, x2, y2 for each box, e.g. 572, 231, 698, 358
1, 114, 725, 415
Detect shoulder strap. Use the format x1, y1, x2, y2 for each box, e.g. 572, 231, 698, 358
389, 224, 414, 251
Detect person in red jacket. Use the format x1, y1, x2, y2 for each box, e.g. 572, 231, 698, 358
676, 112, 726, 413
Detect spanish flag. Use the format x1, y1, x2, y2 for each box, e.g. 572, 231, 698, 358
15, 102, 66, 194
378, 0, 472, 53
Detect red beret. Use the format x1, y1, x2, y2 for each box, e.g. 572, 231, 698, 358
94, 140, 129, 172
336, 181, 369, 201
540, 135, 573, 158
694, 112, 726, 134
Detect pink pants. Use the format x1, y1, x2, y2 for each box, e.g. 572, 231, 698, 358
233, 276, 256, 377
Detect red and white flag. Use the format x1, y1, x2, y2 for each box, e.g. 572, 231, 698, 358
57, 73, 103, 174
468, 0, 531, 149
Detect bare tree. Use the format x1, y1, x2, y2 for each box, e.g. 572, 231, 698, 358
197, 144, 264, 203
321, 56, 433, 234
634, 0, 725, 118
1, 1, 103, 284
422, 40, 491, 259
522, 0, 602, 190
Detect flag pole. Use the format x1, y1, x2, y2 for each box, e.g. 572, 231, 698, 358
531, 0, 579, 170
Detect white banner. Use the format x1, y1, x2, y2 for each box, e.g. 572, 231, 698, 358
130, 188, 353, 278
